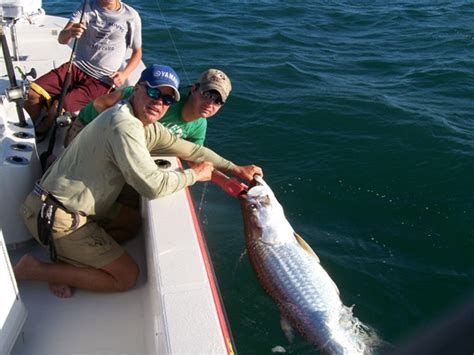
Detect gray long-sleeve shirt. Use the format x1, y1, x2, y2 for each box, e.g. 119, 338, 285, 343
40, 102, 235, 218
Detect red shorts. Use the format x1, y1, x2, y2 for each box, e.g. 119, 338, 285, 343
31, 62, 112, 113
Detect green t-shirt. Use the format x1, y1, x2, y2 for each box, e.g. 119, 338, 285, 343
160, 100, 207, 145
77, 86, 207, 145
77, 86, 134, 125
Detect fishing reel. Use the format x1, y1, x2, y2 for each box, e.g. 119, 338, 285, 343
4, 66, 37, 103
4, 84, 24, 102
56, 111, 73, 128
18, 66, 37, 81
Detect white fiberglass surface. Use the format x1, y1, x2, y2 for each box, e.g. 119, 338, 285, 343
9, 235, 148, 355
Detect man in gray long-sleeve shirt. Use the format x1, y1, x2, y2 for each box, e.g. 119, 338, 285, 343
14, 64, 262, 297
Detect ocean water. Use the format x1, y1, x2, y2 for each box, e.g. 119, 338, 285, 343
45, 1, 473, 353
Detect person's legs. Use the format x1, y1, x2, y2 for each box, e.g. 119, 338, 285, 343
104, 204, 142, 243
14, 251, 139, 293
23, 89, 45, 122
63, 71, 112, 113
16, 192, 139, 297
25, 63, 69, 123
64, 118, 86, 147
102, 185, 142, 243
34, 99, 58, 137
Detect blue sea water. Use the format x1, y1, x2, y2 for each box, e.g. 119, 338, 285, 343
45, 1, 474, 353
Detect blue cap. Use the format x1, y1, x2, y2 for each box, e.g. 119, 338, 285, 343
139, 64, 181, 101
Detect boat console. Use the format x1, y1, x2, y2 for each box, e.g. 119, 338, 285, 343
0, 0, 43, 20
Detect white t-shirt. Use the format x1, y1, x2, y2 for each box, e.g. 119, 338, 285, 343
71, 0, 142, 85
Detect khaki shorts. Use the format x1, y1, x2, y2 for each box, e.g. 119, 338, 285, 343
20, 192, 124, 268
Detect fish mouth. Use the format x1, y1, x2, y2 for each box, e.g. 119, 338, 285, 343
245, 176, 274, 203
240, 175, 263, 200
246, 175, 265, 190
254, 175, 265, 186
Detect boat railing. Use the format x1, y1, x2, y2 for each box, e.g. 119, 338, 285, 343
0, 1, 40, 248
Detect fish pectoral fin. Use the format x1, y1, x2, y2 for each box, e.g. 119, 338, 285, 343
294, 232, 320, 262
280, 316, 295, 344
293, 232, 340, 295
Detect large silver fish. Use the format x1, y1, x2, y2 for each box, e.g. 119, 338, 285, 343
239, 176, 378, 354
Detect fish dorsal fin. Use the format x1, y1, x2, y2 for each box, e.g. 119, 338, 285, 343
294, 232, 320, 262
294, 232, 340, 295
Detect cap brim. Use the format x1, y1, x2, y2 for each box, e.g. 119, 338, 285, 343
200, 83, 227, 102
154, 84, 180, 102
145, 81, 181, 101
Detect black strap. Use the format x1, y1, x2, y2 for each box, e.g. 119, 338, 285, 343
34, 182, 67, 209
37, 202, 58, 262
35, 182, 81, 262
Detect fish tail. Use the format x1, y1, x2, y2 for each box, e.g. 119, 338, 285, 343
339, 305, 383, 354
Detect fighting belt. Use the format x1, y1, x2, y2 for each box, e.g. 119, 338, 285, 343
34, 182, 81, 262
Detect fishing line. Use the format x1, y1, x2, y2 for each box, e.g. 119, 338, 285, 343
198, 185, 209, 217
197, 181, 208, 216
152, 0, 192, 86
152, 0, 210, 216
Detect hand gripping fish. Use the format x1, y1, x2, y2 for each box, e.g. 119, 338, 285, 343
239, 176, 379, 354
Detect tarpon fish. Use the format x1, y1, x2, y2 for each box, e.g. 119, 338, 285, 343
239, 176, 379, 354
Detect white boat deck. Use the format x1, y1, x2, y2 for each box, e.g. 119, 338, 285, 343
0, 11, 71, 84
10, 236, 149, 354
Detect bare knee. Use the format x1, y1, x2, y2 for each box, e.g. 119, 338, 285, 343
27, 89, 41, 104
105, 204, 142, 243
103, 253, 140, 292
25, 90, 43, 120
116, 261, 139, 292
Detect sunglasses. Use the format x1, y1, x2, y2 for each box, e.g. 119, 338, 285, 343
144, 85, 176, 106
200, 90, 225, 106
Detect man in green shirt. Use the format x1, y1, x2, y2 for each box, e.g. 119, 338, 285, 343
14, 64, 262, 298
65, 68, 232, 146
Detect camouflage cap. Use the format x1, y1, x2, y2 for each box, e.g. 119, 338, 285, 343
198, 69, 232, 102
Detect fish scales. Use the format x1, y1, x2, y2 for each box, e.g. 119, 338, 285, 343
247, 235, 348, 353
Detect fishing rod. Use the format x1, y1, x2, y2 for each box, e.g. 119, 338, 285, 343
0, 23, 27, 127
41, 0, 88, 171
55, 0, 88, 118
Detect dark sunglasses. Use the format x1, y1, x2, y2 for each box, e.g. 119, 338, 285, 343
200, 90, 224, 106
144, 85, 176, 106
